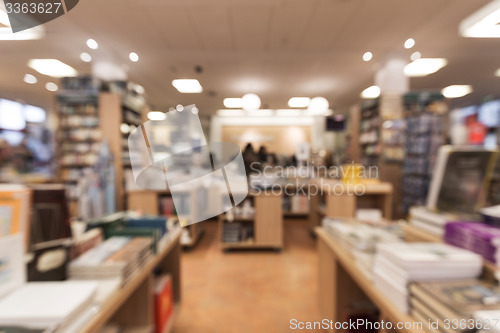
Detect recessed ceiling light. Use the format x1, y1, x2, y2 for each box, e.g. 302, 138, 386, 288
460, 0, 500, 37
192, 107, 199, 115
404, 38, 415, 49
172, 79, 203, 93
176, 104, 184, 112
120, 123, 130, 134
242, 93, 261, 110
80, 52, 92, 62
288, 97, 311, 108
223, 98, 243, 108
129, 52, 139, 62
86, 39, 98, 49
404, 58, 447, 77
495, 68, 500, 77
28, 59, 78, 78
45, 82, 58, 92
23, 74, 37, 84
361, 86, 381, 99
147, 111, 167, 121
362, 52, 373, 62
410, 51, 422, 61
441, 85, 473, 98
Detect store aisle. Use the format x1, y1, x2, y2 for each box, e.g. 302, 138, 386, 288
173, 219, 325, 333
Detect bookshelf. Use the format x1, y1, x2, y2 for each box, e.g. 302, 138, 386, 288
359, 99, 381, 167
218, 191, 283, 251
127, 190, 205, 248
401, 93, 447, 214
77, 229, 181, 333
57, 78, 147, 217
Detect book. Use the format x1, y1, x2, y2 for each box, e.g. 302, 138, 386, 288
154, 275, 173, 333
107, 228, 160, 253
0, 281, 97, 330
27, 239, 72, 282
126, 217, 167, 237
0, 327, 53, 333
426, 146, 498, 215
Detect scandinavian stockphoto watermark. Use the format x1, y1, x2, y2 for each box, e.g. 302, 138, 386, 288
2, 0, 79, 33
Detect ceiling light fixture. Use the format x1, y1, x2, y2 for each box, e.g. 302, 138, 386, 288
28, 59, 78, 78
172, 79, 203, 93
217, 109, 246, 117
307, 96, 329, 115
460, 0, 500, 38
495, 68, 500, 77
242, 93, 261, 110
80, 52, 92, 62
441, 85, 473, 98
288, 97, 311, 108
403, 58, 447, 77
410, 51, 422, 61
86, 39, 98, 49
45, 82, 58, 92
362, 52, 373, 62
223, 98, 243, 108
404, 38, 415, 49
361, 86, 381, 99
23, 74, 37, 84
147, 111, 167, 121
129, 52, 139, 62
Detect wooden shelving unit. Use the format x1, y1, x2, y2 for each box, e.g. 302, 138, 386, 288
127, 190, 205, 248
57, 80, 147, 217
78, 229, 182, 333
308, 178, 393, 234
218, 191, 283, 251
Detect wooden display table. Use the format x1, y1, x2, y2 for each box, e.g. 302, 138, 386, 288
308, 179, 393, 233
315, 227, 427, 333
78, 228, 182, 333
127, 190, 204, 248
218, 191, 283, 251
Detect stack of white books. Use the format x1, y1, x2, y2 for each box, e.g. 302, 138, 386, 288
373, 242, 483, 313
409, 206, 459, 237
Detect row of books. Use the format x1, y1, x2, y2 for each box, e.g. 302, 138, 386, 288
59, 104, 97, 116
69, 236, 152, 286
59, 128, 102, 141
283, 195, 309, 214
60, 153, 99, 166
60, 142, 101, 154
60, 115, 99, 128
222, 222, 254, 244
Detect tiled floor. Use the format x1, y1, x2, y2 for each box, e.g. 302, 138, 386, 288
173, 219, 325, 333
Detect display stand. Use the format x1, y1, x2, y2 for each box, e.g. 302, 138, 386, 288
78, 229, 182, 333
315, 227, 427, 333
218, 191, 283, 251
127, 190, 205, 248
308, 179, 393, 234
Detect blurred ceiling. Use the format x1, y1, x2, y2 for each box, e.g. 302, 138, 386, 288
0, 0, 498, 115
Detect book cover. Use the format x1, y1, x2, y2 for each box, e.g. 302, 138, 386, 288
154, 275, 173, 333
0, 185, 32, 250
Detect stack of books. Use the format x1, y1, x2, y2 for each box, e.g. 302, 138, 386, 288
322, 218, 402, 279
69, 236, 152, 286
444, 222, 500, 266
410, 280, 500, 333
373, 242, 483, 313
409, 206, 459, 237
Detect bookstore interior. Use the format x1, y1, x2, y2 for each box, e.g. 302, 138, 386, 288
4, 0, 500, 332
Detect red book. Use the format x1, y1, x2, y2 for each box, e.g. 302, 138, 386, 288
154, 274, 173, 333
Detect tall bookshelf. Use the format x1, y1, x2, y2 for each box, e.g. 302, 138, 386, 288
359, 99, 381, 167
57, 77, 147, 217
401, 92, 447, 214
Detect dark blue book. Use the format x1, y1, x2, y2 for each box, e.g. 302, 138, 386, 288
126, 217, 167, 237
